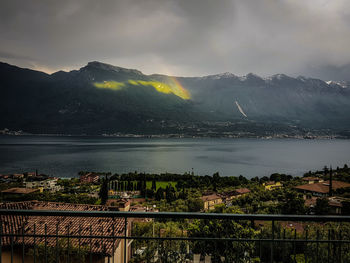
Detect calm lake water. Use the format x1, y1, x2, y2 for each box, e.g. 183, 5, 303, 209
0, 136, 349, 178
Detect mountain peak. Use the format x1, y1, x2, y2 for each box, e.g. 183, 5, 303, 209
81, 61, 143, 75
202, 72, 237, 80
239, 73, 263, 81
326, 80, 349, 89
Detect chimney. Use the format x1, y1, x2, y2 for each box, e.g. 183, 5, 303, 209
329, 166, 333, 197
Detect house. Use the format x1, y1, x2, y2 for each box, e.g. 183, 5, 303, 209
294, 180, 350, 197
1, 187, 40, 196
0, 174, 18, 183
25, 178, 62, 193
0, 201, 130, 263
221, 188, 251, 204
200, 194, 223, 211
234, 188, 251, 197
80, 172, 100, 184
302, 177, 324, 184
106, 198, 131, 211
12, 174, 25, 179
304, 196, 343, 215
263, 181, 283, 191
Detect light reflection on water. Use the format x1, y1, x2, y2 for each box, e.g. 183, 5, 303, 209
0, 136, 349, 178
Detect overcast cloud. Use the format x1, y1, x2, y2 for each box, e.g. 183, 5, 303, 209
1, 0, 350, 79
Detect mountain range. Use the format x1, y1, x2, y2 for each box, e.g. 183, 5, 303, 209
1, 61, 350, 136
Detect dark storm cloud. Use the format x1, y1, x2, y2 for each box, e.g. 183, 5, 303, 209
1, 0, 350, 79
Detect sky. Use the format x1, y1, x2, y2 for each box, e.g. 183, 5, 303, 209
1, 0, 350, 80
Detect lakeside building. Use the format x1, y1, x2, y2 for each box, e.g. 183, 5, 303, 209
263, 181, 283, 191
221, 188, 251, 204
200, 194, 223, 211
302, 177, 324, 184
80, 173, 100, 184
1, 187, 40, 196
294, 180, 350, 197
25, 178, 62, 193
106, 198, 131, 211
0, 173, 25, 183
0, 201, 129, 263
304, 196, 344, 215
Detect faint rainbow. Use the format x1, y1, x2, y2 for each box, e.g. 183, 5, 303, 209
168, 76, 191, 100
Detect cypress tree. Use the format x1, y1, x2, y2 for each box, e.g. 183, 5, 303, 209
99, 176, 109, 205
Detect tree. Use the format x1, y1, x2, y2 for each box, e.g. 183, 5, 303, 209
187, 198, 203, 212
155, 187, 165, 201
280, 190, 305, 214
188, 206, 256, 262
165, 185, 176, 203
270, 173, 281, 182
152, 179, 157, 191
212, 172, 220, 191
137, 181, 141, 191
99, 176, 108, 205
314, 198, 330, 215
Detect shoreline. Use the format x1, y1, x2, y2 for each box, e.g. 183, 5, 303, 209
0, 133, 347, 140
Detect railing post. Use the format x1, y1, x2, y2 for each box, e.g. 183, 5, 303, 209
89, 225, 92, 263
22, 223, 24, 263
10, 222, 13, 263
316, 229, 319, 263
124, 216, 127, 263
282, 228, 286, 263
259, 230, 262, 261
34, 224, 36, 263
304, 229, 308, 263
328, 229, 331, 263
78, 225, 81, 263
45, 224, 47, 263
332, 229, 335, 263
339, 229, 342, 263
0, 218, 2, 263
67, 223, 70, 263
293, 229, 296, 263
101, 225, 104, 260
270, 220, 274, 263
56, 223, 59, 263
112, 219, 115, 263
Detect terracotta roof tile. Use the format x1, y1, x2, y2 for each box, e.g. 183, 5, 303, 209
294, 180, 350, 194
200, 194, 222, 202
0, 201, 125, 256
1, 188, 40, 194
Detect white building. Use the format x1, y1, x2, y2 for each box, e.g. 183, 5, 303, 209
25, 178, 62, 193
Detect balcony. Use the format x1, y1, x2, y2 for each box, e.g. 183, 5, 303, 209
1, 208, 350, 263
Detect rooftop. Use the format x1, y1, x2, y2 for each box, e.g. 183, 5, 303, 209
264, 181, 280, 185
0, 201, 125, 256
295, 180, 350, 194
235, 188, 251, 195
302, 177, 323, 181
200, 194, 222, 202
1, 187, 40, 194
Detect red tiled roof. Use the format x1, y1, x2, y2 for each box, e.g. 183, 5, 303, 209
0, 201, 125, 256
1, 188, 40, 194
304, 197, 343, 208
235, 188, 251, 195
200, 194, 222, 202
294, 180, 350, 194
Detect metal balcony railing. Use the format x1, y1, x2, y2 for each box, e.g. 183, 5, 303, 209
1, 209, 350, 263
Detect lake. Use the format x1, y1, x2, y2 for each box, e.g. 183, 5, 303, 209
0, 136, 349, 178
